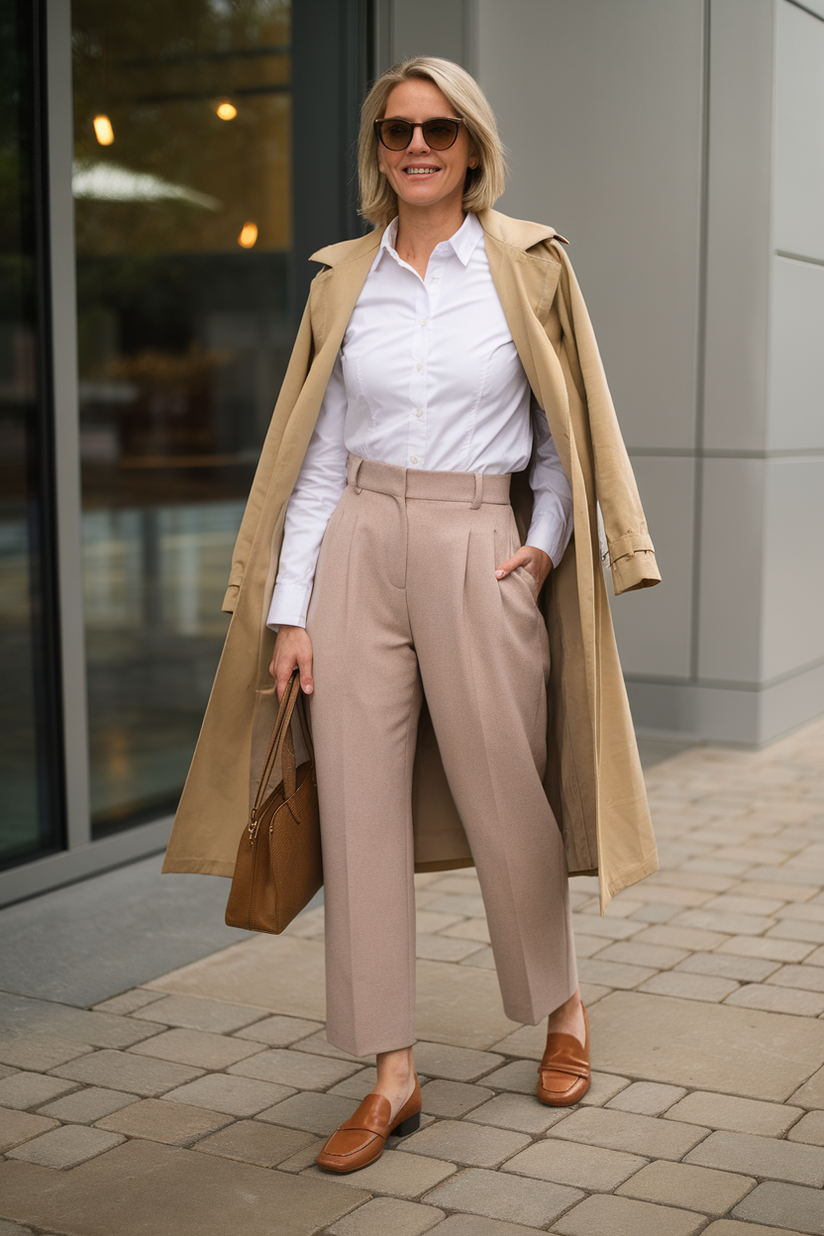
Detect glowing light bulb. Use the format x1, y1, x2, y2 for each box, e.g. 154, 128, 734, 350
238, 222, 258, 248
93, 114, 114, 145
216, 101, 237, 120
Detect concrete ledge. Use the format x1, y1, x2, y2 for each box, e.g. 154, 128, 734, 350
0, 817, 174, 909
627, 661, 824, 745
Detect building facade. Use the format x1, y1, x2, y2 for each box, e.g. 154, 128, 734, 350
2, 0, 822, 903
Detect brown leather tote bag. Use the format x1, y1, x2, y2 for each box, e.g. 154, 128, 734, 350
225, 671, 322, 933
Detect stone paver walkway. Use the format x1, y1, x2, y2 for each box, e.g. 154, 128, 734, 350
1, 717, 824, 1235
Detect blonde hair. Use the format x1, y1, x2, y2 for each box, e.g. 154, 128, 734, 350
358, 57, 508, 228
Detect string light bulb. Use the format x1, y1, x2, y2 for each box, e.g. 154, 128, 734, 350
216, 101, 237, 120
93, 115, 114, 145
238, 222, 258, 248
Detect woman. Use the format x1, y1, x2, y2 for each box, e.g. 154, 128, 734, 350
163, 57, 660, 1174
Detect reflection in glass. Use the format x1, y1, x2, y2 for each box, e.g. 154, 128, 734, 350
0, 0, 63, 866
72, 0, 293, 836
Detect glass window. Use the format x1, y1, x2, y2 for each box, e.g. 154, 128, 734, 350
71, 0, 294, 837
0, 0, 64, 867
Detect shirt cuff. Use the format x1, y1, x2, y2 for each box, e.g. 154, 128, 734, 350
526, 511, 572, 569
267, 581, 313, 631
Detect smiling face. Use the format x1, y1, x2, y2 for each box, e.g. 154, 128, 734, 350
377, 77, 477, 219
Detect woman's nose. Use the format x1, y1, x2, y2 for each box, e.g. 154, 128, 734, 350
408, 123, 431, 154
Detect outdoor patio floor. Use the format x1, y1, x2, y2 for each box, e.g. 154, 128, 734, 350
1, 717, 824, 1235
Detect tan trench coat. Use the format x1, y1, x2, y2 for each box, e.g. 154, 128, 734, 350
163, 208, 661, 912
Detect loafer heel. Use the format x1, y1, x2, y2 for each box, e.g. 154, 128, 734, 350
392, 1110, 420, 1138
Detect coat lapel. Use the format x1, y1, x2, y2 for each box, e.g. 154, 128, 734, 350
480, 213, 571, 471
249, 231, 382, 575
308, 229, 383, 355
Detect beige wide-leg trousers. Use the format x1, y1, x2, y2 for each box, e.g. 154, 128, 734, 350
306, 455, 578, 1057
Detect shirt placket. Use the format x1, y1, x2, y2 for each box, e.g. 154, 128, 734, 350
406, 247, 446, 468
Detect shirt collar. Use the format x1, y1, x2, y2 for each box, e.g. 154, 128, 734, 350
378, 211, 484, 269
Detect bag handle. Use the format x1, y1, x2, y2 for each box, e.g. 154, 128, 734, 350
294, 691, 315, 765
284, 689, 316, 795
253, 671, 301, 818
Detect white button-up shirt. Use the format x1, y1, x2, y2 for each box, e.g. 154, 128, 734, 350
268, 212, 573, 629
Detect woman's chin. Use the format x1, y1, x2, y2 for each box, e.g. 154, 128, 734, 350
394, 182, 461, 212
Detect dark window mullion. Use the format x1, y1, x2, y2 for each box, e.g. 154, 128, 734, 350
29, 0, 67, 856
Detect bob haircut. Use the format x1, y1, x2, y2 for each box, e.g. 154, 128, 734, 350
358, 57, 508, 228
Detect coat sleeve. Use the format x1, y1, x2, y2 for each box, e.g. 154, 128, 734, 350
553, 245, 661, 596
221, 296, 316, 613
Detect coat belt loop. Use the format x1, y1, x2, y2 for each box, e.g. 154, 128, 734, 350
470, 472, 483, 510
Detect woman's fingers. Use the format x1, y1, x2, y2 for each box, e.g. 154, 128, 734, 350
297, 638, 314, 695
271, 626, 313, 700
495, 545, 553, 588
495, 550, 526, 579
275, 660, 297, 701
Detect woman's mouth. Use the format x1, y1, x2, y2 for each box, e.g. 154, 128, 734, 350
403, 167, 439, 176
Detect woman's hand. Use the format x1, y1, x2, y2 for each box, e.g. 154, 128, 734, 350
270, 625, 314, 701
495, 545, 553, 590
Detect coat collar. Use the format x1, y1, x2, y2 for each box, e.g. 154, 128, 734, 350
477, 208, 565, 252
309, 208, 564, 268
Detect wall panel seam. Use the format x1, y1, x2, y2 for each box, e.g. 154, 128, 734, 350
783, 0, 824, 24
690, 0, 712, 685
775, 250, 824, 268
627, 651, 824, 692
628, 447, 824, 458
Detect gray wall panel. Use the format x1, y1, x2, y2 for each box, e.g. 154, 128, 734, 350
702, 0, 774, 452
697, 457, 765, 684
608, 456, 695, 679
774, 0, 824, 262
477, 0, 704, 451
760, 457, 824, 680
377, 0, 476, 72
767, 256, 824, 450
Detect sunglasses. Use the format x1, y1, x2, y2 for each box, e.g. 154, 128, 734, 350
374, 117, 465, 151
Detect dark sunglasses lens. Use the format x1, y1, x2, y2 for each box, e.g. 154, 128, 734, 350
422, 120, 459, 149
379, 120, 413, 150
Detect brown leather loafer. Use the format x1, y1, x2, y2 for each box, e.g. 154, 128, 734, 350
316, 1075, 422, 1173
536, 1005, 590, 1106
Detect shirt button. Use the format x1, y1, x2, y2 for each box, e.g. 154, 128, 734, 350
410, 456, 418, 465
420, 318, 427, 326
416, 363, 422, 372
415, 409, 423, 418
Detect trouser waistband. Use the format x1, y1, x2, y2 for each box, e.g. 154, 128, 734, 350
346, 454, 511, 509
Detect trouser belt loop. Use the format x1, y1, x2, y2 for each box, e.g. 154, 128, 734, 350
470, 472, 483, 510
352, 457, 363, 494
